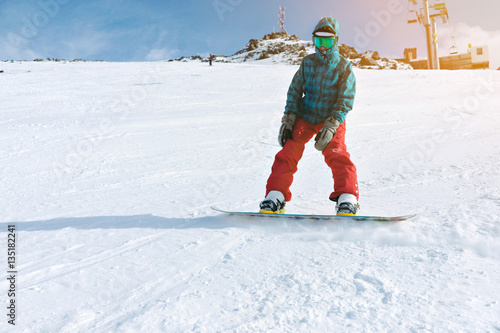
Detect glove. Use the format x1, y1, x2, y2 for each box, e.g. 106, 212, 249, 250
278, 114, 295, 147
314, 117, 340, 151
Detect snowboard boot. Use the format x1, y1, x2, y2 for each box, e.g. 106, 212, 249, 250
259, 190, 286, 214
336, 202, 360, 216
336, 193, 359, 216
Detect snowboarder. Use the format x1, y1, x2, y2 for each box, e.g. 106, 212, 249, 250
260, 17, 359, 216
209, 53, 213, 66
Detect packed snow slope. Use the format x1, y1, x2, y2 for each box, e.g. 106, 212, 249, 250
0, 61, 499, 332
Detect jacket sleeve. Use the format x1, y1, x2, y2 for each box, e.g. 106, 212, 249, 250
284, 58, 306, 116
331, 63, 356, 124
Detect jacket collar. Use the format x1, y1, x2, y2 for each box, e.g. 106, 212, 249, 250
315, 45, 341, 68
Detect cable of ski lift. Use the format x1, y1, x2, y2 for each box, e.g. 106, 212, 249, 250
441, 0, 458, 55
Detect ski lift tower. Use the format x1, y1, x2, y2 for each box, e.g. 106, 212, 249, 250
408, 0, 434, 69
408, 0, 450, 69
429, 2, 450, 69
278, 6, 287, 34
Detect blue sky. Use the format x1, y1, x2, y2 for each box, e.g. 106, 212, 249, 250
1, 0, 499, 68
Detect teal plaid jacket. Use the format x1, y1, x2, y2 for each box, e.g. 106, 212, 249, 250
284, 53, 356, 125
284, 18, 356, 125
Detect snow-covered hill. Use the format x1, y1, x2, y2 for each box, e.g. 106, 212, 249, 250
172, 32, 412, 70
0, 61, 499, 332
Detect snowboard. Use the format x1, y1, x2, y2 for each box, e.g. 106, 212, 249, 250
211, 206, 416, 222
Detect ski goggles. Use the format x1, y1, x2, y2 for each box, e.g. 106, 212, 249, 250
313, 36, 336, 49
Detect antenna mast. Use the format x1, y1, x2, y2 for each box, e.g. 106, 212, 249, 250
278, 6, 287, 34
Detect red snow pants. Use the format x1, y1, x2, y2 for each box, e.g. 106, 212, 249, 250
266, 118, 359, 202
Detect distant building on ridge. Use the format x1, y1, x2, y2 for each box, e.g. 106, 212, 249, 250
400, 44, 490, 70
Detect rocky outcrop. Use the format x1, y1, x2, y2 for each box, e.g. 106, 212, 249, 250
171, 32, 412, 70
228, 32, 312, 65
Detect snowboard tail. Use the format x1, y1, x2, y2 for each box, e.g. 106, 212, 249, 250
211, 207, 416, 222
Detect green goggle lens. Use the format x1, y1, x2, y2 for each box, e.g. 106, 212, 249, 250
314, 36, 335, 49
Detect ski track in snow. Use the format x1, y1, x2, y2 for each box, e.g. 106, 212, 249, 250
0, 61, 499, 332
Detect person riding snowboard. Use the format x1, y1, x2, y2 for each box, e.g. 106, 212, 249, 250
260, 17, 359, 216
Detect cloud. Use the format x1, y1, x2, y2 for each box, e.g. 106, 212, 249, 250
145, 48, 179, 61
0, 34, 40, 60
59, 29, 112, 60
439, 23, 500, 69
144, 30, 179, 61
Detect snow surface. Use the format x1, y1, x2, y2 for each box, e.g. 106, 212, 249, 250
0, 61, 499, 332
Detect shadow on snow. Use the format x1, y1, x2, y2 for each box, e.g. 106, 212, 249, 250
0, 215, 248, 232
0, 214, 384, 232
